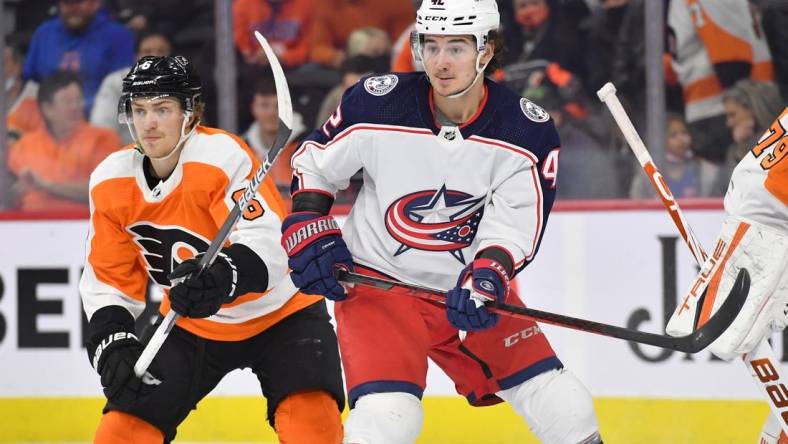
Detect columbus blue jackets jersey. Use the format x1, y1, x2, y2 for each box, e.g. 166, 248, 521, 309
291, 73, 561, 290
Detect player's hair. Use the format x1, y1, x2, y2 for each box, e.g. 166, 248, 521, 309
485, 30, 505, 74
37, 70, 83, 105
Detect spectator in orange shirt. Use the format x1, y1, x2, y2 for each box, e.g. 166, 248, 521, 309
8, 71, 121, 211
308, 0, 414, 68
233, 0, 315, 69
5, 44, 44, 141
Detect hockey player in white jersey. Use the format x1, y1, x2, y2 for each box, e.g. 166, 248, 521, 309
667, 107, 788, 443
278, 1, 602, 443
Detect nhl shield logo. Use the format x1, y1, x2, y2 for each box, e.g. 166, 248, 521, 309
520, 98, 550, 123
364, 74, 399, 96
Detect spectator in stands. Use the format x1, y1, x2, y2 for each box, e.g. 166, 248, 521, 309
90, 30, 173, 144
529, 78, 621, 200
667, 0, 775, 165
390, 0, 422, 73
758, 0, 788, 100
630, 113, 700, 199
242, 76, 305, 195
346, 27, 391, 72
709, 79, 784, 195
104, 0, 153, 32
233, 0, 315, 70
22, 0, 135, 116
307, 0, 413, 69
316, 55, 384, 126
7, 71, 120, 211
505, 0, 586, 78
5, 44, 44, 143
584, 0, 631, 96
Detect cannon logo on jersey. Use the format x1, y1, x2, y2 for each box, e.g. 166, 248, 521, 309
385, 184, 485, 264
126, 223, 210, 286
364, 74, 399, 96
520, 98, 549, 123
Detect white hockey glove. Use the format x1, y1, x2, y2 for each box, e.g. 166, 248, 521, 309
666, 217, 788, 361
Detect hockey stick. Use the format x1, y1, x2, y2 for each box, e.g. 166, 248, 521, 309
134, 31, 293, 378
597, 83, 707, 264
598, 82, 788, 437
335, 268, 749, 353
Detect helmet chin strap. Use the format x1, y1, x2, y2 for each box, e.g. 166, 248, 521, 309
127, 112, 199, 162
149, 113, 198, 161
441, 51, 489, 99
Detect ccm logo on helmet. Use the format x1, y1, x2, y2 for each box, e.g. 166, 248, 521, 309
424, 16, 448, 21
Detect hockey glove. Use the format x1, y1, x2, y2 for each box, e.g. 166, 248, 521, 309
446, 258, 510, 331
87, 316, 162, 408
281, 211, 354, 300
168, 251, 238, 318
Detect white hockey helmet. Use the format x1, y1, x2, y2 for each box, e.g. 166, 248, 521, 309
415, 0, 500, 52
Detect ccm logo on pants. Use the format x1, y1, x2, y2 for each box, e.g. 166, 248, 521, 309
504, 326, 542, 348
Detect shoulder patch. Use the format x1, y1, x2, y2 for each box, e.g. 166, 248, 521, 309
364, 74, 399, 96
520, 98, 550, 123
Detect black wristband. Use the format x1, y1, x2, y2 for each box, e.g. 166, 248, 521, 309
477, 247, 514, 277
292, 191, 334, 215
224, 243, 269, 296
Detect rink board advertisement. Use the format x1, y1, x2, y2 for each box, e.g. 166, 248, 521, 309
0, 207, 775, 402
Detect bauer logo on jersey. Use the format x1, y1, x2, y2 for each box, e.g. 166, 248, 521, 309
364, 74, 399, 96
520, 98, 550, 123
126, 222, 210, 287
385, 185, 485, 264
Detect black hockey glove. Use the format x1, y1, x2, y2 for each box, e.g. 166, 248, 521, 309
86, 307, 162, 409
168, 251, 238, 318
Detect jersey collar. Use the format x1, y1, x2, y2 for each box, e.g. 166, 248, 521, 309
417, 75, 497, 139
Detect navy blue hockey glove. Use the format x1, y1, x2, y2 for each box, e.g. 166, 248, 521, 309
88, 329, 162, 409
281, 211, 354, 300
168, 251, 238, 318
446, 258, 510, 331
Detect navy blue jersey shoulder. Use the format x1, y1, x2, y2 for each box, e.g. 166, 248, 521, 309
305, 73, 429, 144
475, 80, 560, 162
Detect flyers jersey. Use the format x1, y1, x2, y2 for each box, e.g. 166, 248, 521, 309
79, 126, 321, 341
725, 107, 788, 231
291, 73, 560, 291
668, 0, 774, 123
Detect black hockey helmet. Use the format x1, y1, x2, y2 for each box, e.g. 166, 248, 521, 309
118, 55, 202, 123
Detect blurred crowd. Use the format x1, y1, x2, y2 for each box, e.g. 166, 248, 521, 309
1, 0, 786, 212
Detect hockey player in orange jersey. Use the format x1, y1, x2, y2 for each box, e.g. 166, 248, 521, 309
667, 107, 788, 443
79, 55, 344, 443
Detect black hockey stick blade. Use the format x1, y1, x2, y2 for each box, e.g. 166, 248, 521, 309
335, 268, 750, 353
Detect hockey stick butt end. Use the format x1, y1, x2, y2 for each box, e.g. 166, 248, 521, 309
596, 82, 617, 102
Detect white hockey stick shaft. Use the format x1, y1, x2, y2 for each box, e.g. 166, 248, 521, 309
134, 32, 293, 378
597, 83, 707, 264
598, 82, 788, 437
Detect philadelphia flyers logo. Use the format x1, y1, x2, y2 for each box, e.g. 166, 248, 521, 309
126, 223, 210, 287
384, 185, 485, 264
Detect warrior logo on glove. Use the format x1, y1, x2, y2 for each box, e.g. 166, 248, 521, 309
281, 212, 354, 301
